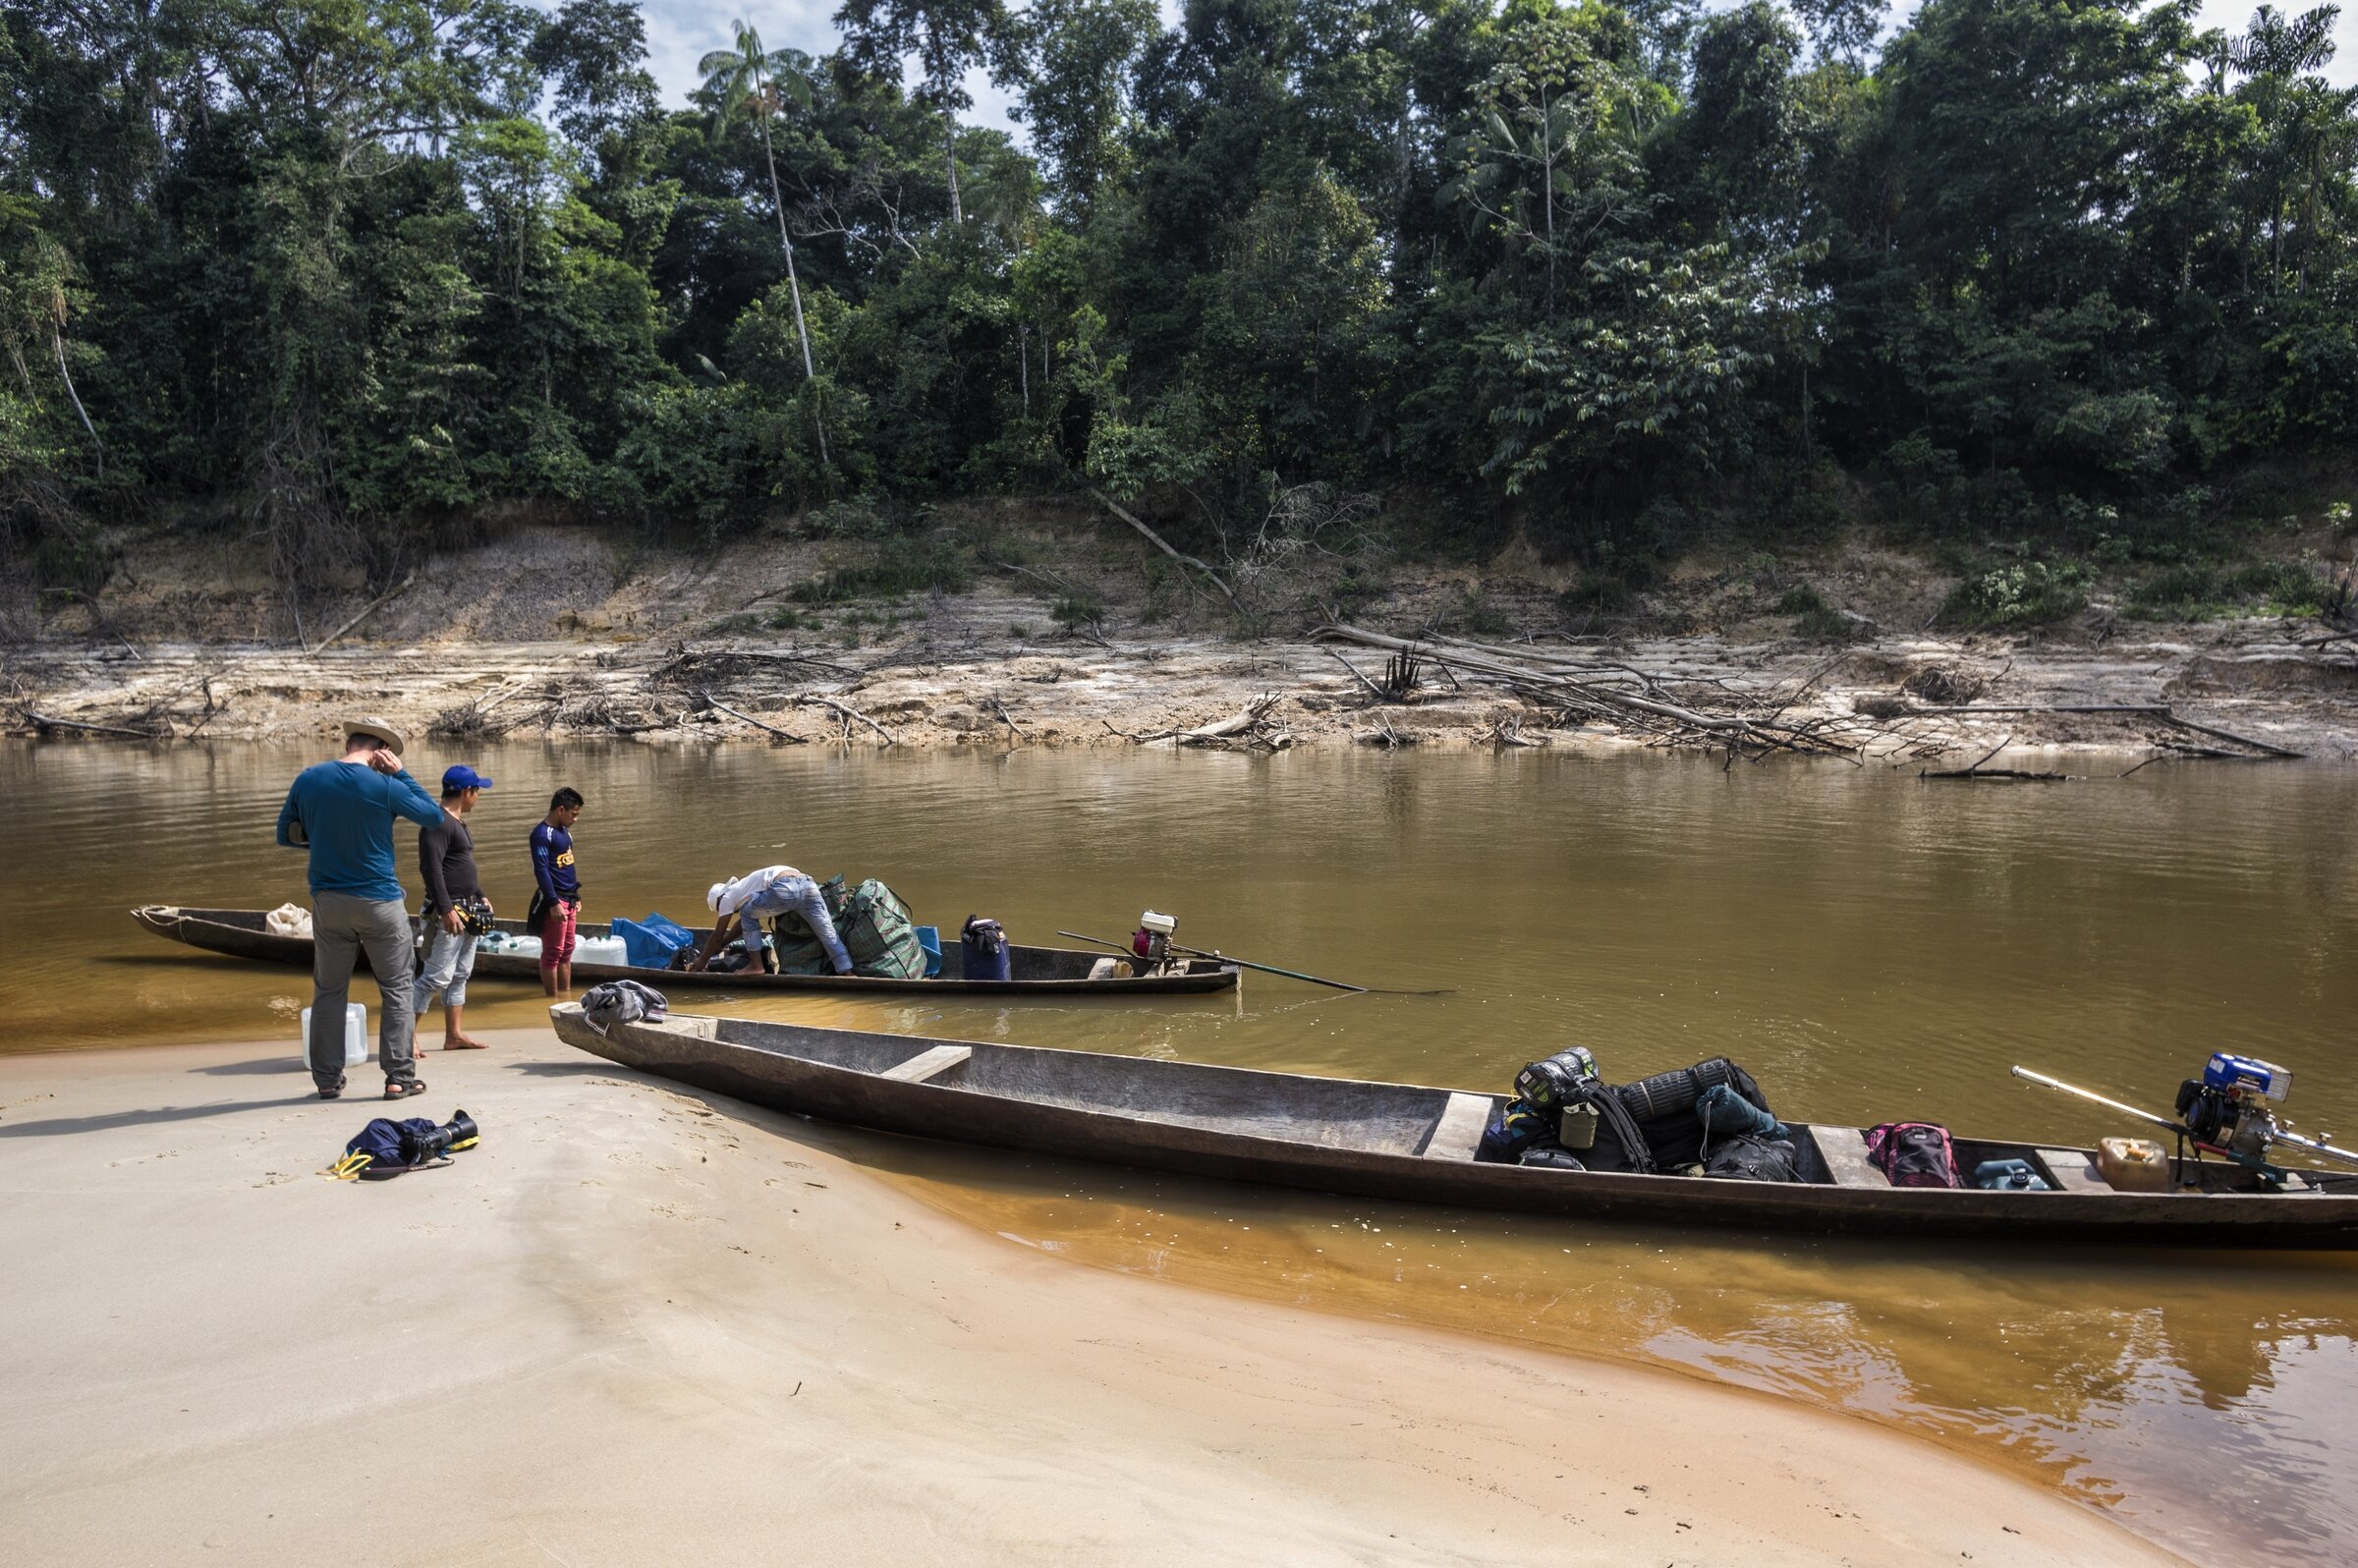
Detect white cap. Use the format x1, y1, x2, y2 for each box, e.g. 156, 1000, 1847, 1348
706, 881, 730, 912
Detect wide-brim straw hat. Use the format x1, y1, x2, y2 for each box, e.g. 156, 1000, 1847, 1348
340, 715, 409, 756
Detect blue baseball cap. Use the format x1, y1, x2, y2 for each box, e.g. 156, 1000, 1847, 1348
442, 765, 494, 792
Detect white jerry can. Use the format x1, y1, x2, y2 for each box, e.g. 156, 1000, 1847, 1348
299, 1003, 368, 1067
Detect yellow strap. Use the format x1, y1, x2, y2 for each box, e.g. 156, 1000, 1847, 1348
323, 1152, 373, 1181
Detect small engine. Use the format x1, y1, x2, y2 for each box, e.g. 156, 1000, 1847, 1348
1131, 909, 1178, 967
2175, 1053, 2293, 1163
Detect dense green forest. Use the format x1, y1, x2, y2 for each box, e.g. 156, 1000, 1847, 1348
2, 0, 2353, 620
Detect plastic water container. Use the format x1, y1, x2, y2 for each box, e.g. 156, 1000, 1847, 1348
573, 935, 629, 968
1972, 1157, 2050, 1192
300, 1003, 367, 1067
2097, 1137, 2171, 1193
479, 931, 542, 958
914, 925, 942, 978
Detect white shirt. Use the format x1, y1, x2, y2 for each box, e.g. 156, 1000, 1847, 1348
714, 866, 799, 919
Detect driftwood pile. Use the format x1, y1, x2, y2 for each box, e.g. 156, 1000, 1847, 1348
1107, 691, 1294, 751
1316, 624, 1892, 758
1313, 624, 2304, 763
14, 669, 233, 742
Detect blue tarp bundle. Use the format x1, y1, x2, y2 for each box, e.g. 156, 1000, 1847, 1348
611, 912, 701, 970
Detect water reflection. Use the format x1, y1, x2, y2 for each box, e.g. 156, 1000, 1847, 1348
7, 738, 2358, 1563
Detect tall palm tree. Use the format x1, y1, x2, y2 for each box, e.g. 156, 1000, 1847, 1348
700, 22, 827, 458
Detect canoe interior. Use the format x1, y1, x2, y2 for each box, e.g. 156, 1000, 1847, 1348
596, 1009, 2358, 1205
132, 905, 1235, 989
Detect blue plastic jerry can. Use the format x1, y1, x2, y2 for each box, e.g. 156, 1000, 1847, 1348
915, 925, 943, 979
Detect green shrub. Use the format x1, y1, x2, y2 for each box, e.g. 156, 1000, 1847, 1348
1559, 574, 1637, 617
1051, 594, 1104, 628
1772, 581, 1859, 641
787, 542, 970, 604
1448, 586, 1512, 636
1937, 562, 2091, 628
2126, 560, 2331, 619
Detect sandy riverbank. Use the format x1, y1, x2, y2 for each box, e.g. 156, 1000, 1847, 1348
0, 1027, 2178, 1566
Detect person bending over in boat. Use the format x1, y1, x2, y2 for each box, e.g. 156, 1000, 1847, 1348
694, 867, 853, 977
275, 716, 443, 1101
529, 787, 585, 998
415, 764, 494, 1051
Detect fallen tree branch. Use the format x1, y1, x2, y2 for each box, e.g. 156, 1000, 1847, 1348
1905, 703, 2302, 758
19, 706, 164, 739
310, 571, 418, 654
792, 694, 894, 746
1091, 488, 1242, 612
699, 692, 807, 744
1323, 647, 1392, 703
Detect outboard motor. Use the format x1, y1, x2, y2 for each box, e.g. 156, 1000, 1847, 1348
1131, 910, 1178, 971
2176, 1053, 2293, 1162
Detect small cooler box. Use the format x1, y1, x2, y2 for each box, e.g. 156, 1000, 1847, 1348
300, 1003, 367, 1067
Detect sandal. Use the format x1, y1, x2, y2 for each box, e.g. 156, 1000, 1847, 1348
317, 1083, 345, 1101
383, 1079, 427, 1100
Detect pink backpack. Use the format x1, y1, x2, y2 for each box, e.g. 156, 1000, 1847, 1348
1864, 1123, 1962, 1189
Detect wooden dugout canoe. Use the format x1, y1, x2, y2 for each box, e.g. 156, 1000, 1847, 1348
548, 1003, 2358, 1248
129, 905, 1241, 996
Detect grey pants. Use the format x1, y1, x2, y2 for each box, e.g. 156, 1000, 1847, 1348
747, 873, 854, 974
310, 891, 419, 1091
413, 925, 478, 1014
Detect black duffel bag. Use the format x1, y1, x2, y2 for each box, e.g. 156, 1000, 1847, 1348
1584, 1057, 1773, 1174
1702, 1133, 1801, 1183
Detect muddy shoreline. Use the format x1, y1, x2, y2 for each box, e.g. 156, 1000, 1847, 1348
7, 619, 2357, 762
8, 519, 2356, 759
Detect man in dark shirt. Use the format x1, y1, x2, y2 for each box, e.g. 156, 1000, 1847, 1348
415, 765, 493, 1051
530, 787, 585, 997
275, 716, 442, 1099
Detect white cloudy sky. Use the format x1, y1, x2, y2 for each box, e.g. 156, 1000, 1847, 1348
623, 0, 2355, 134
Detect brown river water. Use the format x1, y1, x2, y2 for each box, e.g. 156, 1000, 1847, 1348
6, 738, 2357, 1563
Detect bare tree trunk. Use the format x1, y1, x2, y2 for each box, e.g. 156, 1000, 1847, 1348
52, 328, 102, 476
1540, 85, 1556, 315
944, 120, 963, 224
754, 71, 828, 466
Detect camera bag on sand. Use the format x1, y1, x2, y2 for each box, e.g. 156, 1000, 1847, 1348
340, 1117, 443, 1180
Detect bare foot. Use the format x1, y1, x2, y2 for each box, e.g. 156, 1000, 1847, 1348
444, 1036, 491, 1050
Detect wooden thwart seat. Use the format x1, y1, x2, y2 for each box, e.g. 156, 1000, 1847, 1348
2035, 1147, 2111, 1194
1422, 1092, 1493, 1160
879, 1044, 973, 1085
1813, 1127, 1890, 1189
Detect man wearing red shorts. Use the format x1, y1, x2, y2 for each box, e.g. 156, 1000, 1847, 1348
529, 787, 585, 997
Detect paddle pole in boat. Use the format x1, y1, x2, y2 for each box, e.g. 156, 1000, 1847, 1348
1056, 930, 1451, 996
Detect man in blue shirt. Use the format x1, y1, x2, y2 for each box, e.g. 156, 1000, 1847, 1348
529, 787, 585, 997
276, 716, 443, 1099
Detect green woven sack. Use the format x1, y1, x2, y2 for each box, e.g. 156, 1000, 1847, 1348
838, 878, 925, 979
764, 922, 834, 976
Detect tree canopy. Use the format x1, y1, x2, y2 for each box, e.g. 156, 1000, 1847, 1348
3, 0, 2353, 607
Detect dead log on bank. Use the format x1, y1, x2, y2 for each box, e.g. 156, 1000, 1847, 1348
18, 706, 168, 740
